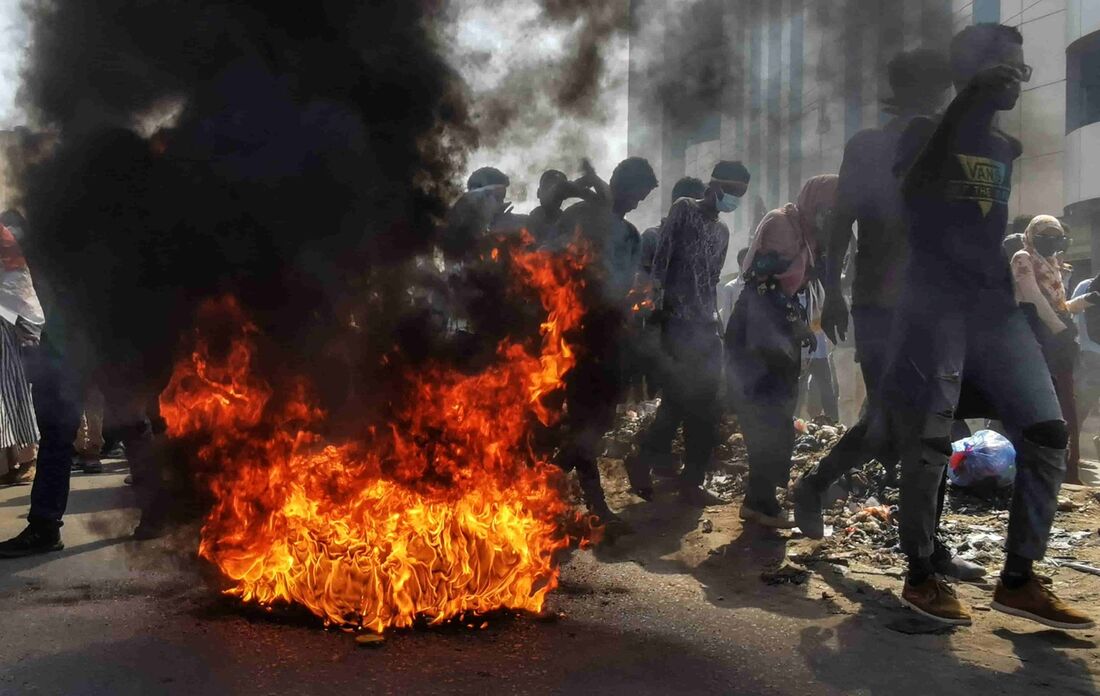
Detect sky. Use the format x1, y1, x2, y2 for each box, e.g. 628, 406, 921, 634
0, 0, 25, 129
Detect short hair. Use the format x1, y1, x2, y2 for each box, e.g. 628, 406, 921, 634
949, 24, 1024, 85
670, 176, 706, 202
888, 49, 952, 103
467, 166, 510, 191
610, 157, 658, 195
736, 247, 749, 265
539, 169, 567, 187
711, 160, 750, 183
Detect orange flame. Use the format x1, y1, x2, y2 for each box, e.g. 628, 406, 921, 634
160, 245, 592, 632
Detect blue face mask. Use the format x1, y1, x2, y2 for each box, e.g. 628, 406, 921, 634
716, 191, 740, 213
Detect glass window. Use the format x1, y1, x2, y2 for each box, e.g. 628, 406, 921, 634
1068, 33, 1100, 132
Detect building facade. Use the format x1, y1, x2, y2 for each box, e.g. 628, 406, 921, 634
627, 0, 1100, 277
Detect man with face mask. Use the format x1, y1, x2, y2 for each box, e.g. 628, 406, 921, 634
625, 161, 747, 505
883, 24, 1094, 628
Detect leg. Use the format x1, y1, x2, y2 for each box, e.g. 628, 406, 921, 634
1, 342, 82, 558
678, 326, 723, 489
1051, 367, 1081, 484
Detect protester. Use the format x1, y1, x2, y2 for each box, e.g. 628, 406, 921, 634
550, 157, 657, 528
795, 48, 956, 543
1073, 273, 1100, 462
626, 162, 747, 505
0, 209, 81, 558
626, 176, 708, 405
0, 210, 40, 487
527, 169, 597, 245
527, 170, 570, 244
441, 166, 525, 256
882, 24, 1093, 628
726, 174, 836, 526
1011, 215, 1097, 485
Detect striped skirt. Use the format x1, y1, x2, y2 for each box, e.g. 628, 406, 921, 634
0, 319, 38, 449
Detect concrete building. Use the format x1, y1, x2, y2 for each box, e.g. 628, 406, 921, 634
627, 0, 1100, 277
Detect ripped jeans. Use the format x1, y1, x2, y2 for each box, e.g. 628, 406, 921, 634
881, 299, 1066, 562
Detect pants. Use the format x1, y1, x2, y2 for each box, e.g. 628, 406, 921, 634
884, 301, 1065, 561
799, 357, 839, 423
1052, 366, 1080, 480
1075, 350, 1100, 424
639, 320, 723, 486
728, 339, 801, 504
558, 318, 625, 509
26, 340, 83, 530
802, 306, 898, 492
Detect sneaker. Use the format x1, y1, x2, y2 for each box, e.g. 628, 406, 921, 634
932, 542, 986, 581
991, 576, 1096, 630
740, 498, 797, 529
80, 458, 104, 474
792, 479, 825, 539
0, 525, 64, 558
900, 576, 972, 626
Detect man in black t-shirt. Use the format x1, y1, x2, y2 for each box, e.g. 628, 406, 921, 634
884, 24, 1093, 630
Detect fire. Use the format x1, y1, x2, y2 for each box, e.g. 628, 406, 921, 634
160, 244, 593, 632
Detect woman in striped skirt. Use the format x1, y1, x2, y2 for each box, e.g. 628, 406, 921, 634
0, 213, 42, 485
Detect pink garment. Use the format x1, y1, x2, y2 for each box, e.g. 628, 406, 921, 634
742, 175, 839, 296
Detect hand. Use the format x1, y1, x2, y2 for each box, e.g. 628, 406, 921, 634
969, 64, 1022, 93
578, 158, 599, 186
820, 291, 849, 345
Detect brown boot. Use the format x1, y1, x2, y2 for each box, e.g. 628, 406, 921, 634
900, 576, 972, 626
991, 576, 1096, 630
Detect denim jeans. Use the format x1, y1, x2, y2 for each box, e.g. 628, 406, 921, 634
883, 300, 1065, 561
26, 338, 83, 530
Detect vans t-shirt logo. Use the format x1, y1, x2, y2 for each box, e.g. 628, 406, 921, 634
948, 154, 1010, 216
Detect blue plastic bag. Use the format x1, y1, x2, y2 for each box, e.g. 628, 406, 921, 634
948, 430, 1016, 488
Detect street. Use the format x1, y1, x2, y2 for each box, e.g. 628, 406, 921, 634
2, 463, 1098, 696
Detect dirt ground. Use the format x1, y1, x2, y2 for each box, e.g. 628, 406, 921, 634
587, 410, 1100, 690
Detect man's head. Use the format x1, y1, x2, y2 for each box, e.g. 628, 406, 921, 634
609, 157, 658, 216
708, 160, 751, 214
670, 176, 706, 204
886, 48, 952, 114
467, 166, 510, 212
736, 247, 749, 268
536, 169, 568, 209
950, 23, 1027, 110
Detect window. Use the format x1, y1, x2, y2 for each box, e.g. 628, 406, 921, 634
973, 0, 1000, 24
1068, 32, 1100, 132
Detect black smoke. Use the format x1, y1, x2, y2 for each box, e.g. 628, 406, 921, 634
11, 0, 480, 424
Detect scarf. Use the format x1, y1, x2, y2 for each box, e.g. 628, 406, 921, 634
1023, 214, 1069, 313
742, 175, 839, 297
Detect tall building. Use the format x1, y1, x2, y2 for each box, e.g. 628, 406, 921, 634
628, 0, 1100, 277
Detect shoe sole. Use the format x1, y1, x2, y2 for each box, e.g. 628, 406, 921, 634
989, 601, 1097, 631
899, 595, 972, 626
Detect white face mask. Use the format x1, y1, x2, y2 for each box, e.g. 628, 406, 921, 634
716, 191, 740, 213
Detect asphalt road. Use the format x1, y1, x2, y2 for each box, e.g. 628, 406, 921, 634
1, 466, 1098, 696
